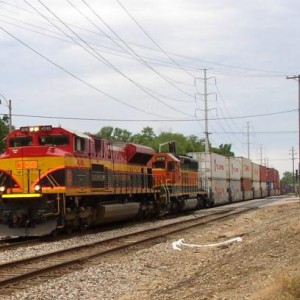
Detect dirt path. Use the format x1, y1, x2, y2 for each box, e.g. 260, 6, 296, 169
5, 197, 300, 300
119, 198, 300, 299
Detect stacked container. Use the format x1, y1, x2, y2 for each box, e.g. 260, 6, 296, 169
260, 165, 268, 197
227, 157, 242, 202
252, 162, 261, 198
188, 152, 229, 205
267, 168, 280, 195
274, 169, 280, 195
266, 168, 275, 196
238, 157, 253, 200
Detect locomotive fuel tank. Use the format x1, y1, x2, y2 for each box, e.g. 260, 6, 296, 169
95, 202, 140, 224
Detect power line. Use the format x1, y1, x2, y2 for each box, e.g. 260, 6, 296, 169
2, 107, 296, 122
72, 0, 194, 97
25, 0, 195, 118
212, 131, 297, 134
0, 0, 290, 77
0, 25, 173, 119
116, 0, 195, 78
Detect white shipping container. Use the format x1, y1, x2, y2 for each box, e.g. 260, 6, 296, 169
205, 178, 229, 205
261, 182, 268, 197
253, 181, 261, 198
227, 157, 241, 180
252, 163, 260, 182
239, 157, 252, 179
244, 190, 253, 200
229, 179, 242, 202
188, 152, 227, 179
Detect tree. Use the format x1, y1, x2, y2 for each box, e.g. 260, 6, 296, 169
93, 126, 237, 158
96, 126, 114, 140
132, 127, 156, 145
186, 135, 205, 153
96, 127, 133, 142
113, 128, 132, 142
211, 143, 235, 157
155, 132, 188, 154
0, 115, 10, 153
281, 171, 294, 185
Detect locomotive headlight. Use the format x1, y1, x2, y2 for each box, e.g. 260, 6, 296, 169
30, 126, 39, 132
34, 185, 42, 193
0, 186, 6, 194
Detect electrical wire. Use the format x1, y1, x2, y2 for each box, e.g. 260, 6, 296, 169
72, 0, 194, 97
1, 107, 296, 122
116, 0, 196, 78
0, 25, 173, 119
25, 0, 196, 117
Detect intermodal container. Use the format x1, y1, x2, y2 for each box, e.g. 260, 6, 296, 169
261, 182, 268, 197
188, 152, 227, 179
267, 167, 281, 195
229, 179, 242, 202
210, 178, 229, 205
227, 157, 241, 180
242, 178, 253, 200
253, 181, 261, 198
252, 163, 260, 182
239, 157, 252, 179
260, 165, 267, 182
267, 167, 276, 183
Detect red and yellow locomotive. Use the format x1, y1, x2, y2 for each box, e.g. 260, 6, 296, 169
0, 125, 205, 237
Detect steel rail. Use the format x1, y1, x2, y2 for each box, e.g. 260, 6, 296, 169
0, 207, 255, 293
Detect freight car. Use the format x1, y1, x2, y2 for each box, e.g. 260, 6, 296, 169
0, 125, 207, 237
188, 152, 281, 206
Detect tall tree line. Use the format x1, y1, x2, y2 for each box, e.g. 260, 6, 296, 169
95, 126, 235, 157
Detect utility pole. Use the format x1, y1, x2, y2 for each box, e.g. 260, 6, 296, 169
247, 121, 250, 159
194, 69, 215, 195
243, 121, 252, 159
287, 75, 300, 195
203, 69, 210, 153
290, 147, 296, 193
0, 95, 12, 132
260, 144, 263, 165
195, 69, 215, 153
8, 99, 12, 133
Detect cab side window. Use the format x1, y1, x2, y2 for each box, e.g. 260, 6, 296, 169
9, 137, 33, 147
75, 137, 85, 152
167, 161, 175, 171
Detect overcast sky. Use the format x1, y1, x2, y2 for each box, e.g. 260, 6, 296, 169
0, 0, 299, 176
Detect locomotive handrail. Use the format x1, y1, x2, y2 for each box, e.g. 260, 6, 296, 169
160, 179, 171, 205
45, 173, 60, 187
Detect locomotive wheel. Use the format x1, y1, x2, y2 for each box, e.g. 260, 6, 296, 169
79, 223, 87, 232
66, 225, 74, 235
51, 229, 58, 237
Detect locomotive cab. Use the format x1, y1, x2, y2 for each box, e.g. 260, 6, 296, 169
150, 153, 181, 188
0, 125, 156, 237
0, 125, 94, 236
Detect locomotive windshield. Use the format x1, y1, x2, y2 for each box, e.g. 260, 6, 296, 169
39, 135, 69, 146
9, 136, 33, 147
152, 161, 165, 168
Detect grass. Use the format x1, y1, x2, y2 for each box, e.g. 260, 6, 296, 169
257, 275, 300, 300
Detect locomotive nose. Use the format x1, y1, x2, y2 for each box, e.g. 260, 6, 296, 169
11, 211, 27, 227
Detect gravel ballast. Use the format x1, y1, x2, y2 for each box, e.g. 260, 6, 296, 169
1, 197, 300, 299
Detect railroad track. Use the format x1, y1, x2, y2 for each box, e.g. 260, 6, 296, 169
0, 206, 255, 295
0, 237, 43, 251
0, 221, 133, 251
